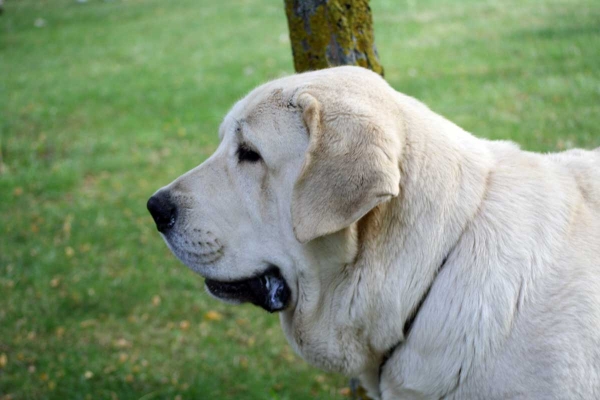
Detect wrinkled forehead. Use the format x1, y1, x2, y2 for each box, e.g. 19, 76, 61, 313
218, 83, 297, 142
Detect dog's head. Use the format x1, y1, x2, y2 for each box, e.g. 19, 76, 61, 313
148, 67, 402, 315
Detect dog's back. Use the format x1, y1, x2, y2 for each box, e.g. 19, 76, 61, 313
458, 146, 600, 399
551, 148, 600, 211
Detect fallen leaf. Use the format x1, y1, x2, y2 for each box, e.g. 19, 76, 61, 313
50, 277, 61, 288
63, 216, 72, 235
152, 295, 161, 306
0, 353, 7, 368
179, 320, 190, 330
80, 319, 97, 328
204, 311, 223, 321
114, 338, 131, 348
65, 247, 75, 257
84, 371, 93, 379
80, 243, 92, 253
13, 187, 23, 196
339, 387, 352, 396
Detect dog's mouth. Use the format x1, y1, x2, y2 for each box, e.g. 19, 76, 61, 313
204, 266, 291, 313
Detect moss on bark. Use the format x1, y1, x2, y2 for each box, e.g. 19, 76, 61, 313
284, 0, 384, 76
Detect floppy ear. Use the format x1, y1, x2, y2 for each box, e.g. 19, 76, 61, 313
291, 92, 401, 244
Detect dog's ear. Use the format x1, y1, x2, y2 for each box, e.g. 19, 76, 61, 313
291, 92, 401, 244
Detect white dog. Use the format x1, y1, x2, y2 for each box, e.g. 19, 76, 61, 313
148, 66, 600, 399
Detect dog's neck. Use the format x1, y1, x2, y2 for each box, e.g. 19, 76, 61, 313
350, 102, 495, 396
357, 99, 493, 346
280, 99, 495, 392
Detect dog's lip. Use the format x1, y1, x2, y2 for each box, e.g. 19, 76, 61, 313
204, 265, 291, 313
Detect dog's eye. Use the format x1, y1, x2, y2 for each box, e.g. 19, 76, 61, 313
237, 144, 261, 163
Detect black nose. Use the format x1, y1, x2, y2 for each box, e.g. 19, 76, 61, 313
147, 191, 177, 233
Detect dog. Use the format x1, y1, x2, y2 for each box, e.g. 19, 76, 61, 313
148, 66, 600, 399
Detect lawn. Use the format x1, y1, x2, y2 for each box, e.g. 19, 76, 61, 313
0, 0, 599, 399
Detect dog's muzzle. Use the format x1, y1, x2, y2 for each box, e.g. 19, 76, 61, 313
205, 266, 291, 313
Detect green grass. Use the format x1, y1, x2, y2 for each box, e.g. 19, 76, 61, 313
1, 0, 599, 398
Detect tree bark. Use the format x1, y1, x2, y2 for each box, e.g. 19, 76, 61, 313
284, 0, 384, 76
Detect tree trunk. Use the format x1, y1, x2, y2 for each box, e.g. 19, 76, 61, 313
284, 0, 384, 76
